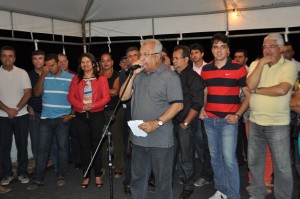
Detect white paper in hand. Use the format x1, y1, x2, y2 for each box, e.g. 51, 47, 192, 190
127, 120, 148, 137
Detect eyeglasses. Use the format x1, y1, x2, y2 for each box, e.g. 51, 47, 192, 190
1, 54, 14, 59
262, 45, 279, 50
127, 54, 138, 59
171, 56, 184, 61
139, 52, 160, 57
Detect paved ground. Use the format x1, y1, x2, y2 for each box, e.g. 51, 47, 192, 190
1, 159, 299, 199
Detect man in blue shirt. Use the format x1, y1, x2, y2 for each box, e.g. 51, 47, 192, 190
27, 54, 74, 191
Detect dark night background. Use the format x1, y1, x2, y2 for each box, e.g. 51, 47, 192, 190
1, 27, 300, 73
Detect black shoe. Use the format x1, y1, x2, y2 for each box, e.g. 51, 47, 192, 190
27, 181, 44, 191
123, 185, 131, 195
75, 163, 82, 170
179, 189, 193, 199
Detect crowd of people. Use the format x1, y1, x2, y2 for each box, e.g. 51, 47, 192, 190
0, 32, 299, 199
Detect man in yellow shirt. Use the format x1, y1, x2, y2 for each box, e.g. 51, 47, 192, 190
247, 33, 297, 199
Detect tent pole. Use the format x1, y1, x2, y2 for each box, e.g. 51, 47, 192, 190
152, 18, 155, 38
82, 22, 87, 53
284, 27, 289, 42
52, 19, 55, 41
88, 22, 92, 52
10, 12, 14, 38
223, 0, 229, 35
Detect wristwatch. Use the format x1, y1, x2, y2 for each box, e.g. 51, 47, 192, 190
157, 120, 163, 127
183, 122, 189, 127
235, 114, 241, 119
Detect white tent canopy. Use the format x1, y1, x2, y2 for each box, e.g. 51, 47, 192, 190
0, 0, 300, 38
2, 0, 300, 162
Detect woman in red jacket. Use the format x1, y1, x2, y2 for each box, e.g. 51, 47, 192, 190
68, 53, 110, 188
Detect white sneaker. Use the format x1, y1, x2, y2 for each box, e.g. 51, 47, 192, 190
209, 191, 228, 199
18, 174, 29, 184
1, 176, 14, 186
57, 177, 65, 187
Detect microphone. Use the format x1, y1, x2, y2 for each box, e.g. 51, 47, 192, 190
125, 65, 142, 74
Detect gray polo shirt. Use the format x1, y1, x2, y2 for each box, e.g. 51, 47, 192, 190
131, 64, 183, 148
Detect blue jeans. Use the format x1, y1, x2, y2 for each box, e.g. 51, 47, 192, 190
33, 118, 70, 182
29, 113, 41, 160
204, 117, 240, 199
131, 144, 174, 199
50, 136, 58, 171
49, 123, 78, 171
191, 119, 213, 181
248, 121, 293, 199
0, 115, 29, 177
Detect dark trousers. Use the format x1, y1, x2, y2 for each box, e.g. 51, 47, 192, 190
293, 137, 300, 177
104, 109, 124, 169
191, 119, 213, 181
75, 111, 104, 177
236, 118, 247, 164
173, 124, 194, 191
122, 107, 131, 186
131, 144, 174, 199
28, 113, 41, 160
70, 119, 81, 164
0, 144, 3, 178
0, 115, 29, 177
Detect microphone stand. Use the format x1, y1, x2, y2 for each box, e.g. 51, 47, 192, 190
83, 69, 135, 199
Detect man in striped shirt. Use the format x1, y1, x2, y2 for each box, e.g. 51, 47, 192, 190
200, 33, 250, 199
27, 54, 74, 191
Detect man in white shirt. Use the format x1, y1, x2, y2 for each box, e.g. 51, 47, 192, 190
189, 43, 213, 188
0, 46, 32, 186
234, 49, 249, 70
234, 49, 249, 167
190, 43, 207, 75
283, 42, 300, 72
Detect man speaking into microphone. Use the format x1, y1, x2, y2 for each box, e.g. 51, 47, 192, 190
120, 39, 183, 199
